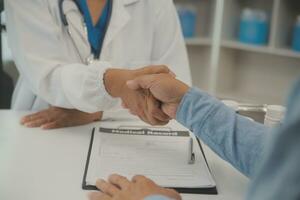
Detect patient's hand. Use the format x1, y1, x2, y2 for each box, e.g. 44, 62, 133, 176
21, 107, 102, 129
127, 73, 190, 119
88, 174, 181, 200
104, 66, 172, 125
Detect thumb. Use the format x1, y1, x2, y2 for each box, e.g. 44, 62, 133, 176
126, 74, 158, 90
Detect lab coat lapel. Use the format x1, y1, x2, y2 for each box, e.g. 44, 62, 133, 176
102, 0, 132, 49
63, 0, 141, 62
63, 0, 87, 41
63, 0, 91, 62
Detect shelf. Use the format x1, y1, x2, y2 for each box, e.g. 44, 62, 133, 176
222, 40, 271, 54
274, 0, 300, 50
222, 40, 300, 59
274, 48, 300, 59
185, 37, 211, 46
181, 0, 300, 105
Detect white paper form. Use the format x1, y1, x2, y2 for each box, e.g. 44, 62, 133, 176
86, 120, 216, 189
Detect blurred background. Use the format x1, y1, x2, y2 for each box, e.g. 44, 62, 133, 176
176, 0, 300, 105
1, 0, 300, 109
0, 0, 16, 109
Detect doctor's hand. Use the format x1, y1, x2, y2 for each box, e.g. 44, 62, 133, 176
88, 174, 181, 200
104, 66, 173, 125
127, 74, 190, 119
21, 107, 102, 129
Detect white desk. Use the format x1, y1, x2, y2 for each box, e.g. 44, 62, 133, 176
0, 111, 249, 200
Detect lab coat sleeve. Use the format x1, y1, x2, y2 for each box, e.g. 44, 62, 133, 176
151, 0, 192, 85
5, 0, 118, 113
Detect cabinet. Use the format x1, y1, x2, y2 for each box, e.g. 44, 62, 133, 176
175, 0, 300, 104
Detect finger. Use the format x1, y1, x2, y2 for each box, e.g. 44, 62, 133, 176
21, 112, 45, 124
138, 110, 151, 125
24, 118, 50, 128
150, 119, 170, 126
127, 73, 174, 91
139, 65, 170, 75
126, 101, 147, 119
88, 192, 111, 200
108, 174, 131, 190
124, 102, 145, 119
147, 95, 171, 122
121, 101, 128, 109
136, 105, 149, 124
132, 91, 163, 125
144, 95, 170, 125
41, 119, 88, 130
144, 99, 159, 125
96, 179, 119, 197
126, 74, 158, 90
152, 109, 171, 124
165, 188, 180, 195
132, 175, 148, 183
144, 106, 161, 126
162, 103, 178, 119
153, 110, 171, 123
129, 109, 138, 116
169, 70, 176, 77
41, 121, 62, 130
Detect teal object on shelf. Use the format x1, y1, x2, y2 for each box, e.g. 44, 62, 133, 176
177, 5, 197, 38
238, 9, 269, 45
292, 16, 300, 52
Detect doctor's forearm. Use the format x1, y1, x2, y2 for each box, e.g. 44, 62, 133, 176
176, 88, 269, 177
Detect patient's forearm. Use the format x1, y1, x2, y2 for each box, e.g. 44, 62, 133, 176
176, 87, 269, 177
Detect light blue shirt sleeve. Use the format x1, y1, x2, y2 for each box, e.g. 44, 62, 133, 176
146, 80, 300, 200
176, 87, 269, 177
246, 79, 300, 200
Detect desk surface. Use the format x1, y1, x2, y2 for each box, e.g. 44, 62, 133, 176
0, 111, 249, 200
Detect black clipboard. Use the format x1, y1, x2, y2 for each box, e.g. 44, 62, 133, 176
82, 128, 218, 195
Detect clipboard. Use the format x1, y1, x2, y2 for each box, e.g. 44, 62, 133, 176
82, 127, 218, 195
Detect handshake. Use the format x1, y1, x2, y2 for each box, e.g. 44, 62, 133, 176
21, 65, 190, 129
104, 65, 190, 125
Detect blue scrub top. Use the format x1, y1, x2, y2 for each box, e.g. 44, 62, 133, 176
77, 0, 110, 58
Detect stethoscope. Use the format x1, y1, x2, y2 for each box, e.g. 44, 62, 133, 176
58, 0, 113, 64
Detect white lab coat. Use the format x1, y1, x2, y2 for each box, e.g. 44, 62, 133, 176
5, 0, 192, 113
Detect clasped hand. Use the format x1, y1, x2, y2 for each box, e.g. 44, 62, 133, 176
21, 65, 177, 129
104, 66, 176, 125
21, 66, 189, 128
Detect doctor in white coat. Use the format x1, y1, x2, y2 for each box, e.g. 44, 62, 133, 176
5, 0, 191, 128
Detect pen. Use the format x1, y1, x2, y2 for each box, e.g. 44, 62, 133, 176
188, 137, 195, 164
